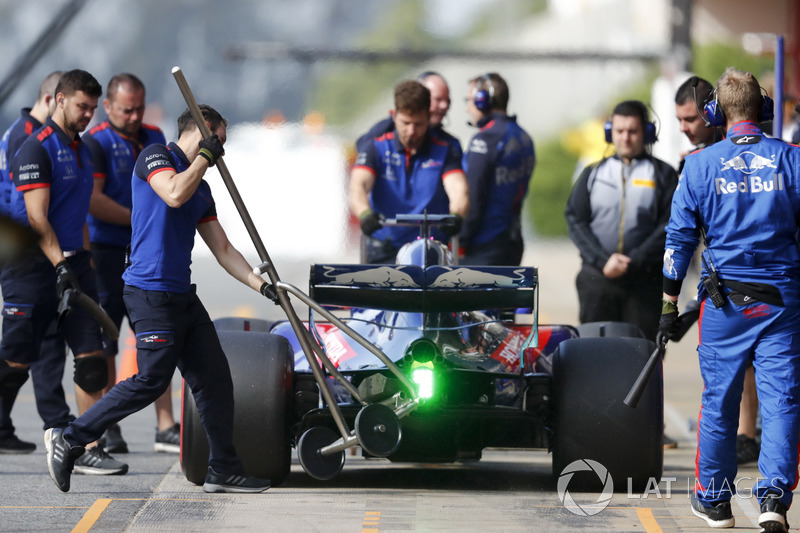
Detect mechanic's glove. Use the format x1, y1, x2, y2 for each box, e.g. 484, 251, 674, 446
198, 134, 224, 167
441, 213, 463, 237
55, 260, 79, 300
658, 299, 681, 340
359, 209, 385, 236
260, 281, 279, 304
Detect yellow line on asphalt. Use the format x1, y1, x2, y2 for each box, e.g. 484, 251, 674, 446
71, 498, 111, 533
362, 510, 381, 532
636, 508, 662, 533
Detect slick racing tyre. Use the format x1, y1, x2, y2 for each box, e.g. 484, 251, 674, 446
181, 331, 294, 486
214, 316, 273, 333
551, 336, 662, 492
576, 321, 644, 339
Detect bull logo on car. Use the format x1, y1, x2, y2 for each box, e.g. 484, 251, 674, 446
429, 268, 528, 288
720, 152, 776, 175
321, 266, 420, 288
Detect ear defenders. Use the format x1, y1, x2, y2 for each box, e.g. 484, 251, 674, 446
603, 112, 658, 144
473, 74, 494, 113
702, 88, 774, 128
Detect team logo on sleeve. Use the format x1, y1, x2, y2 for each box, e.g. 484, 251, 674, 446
469, 138, 488, 154
663, 248, 676, 278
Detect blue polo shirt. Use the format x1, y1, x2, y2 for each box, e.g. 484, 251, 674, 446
12, 117, 94, 251
123, 142, 217, 293
0, 108, 42, 216
84, 121, 166, 246
354, 129, 462, 246
461, 112, 535, 247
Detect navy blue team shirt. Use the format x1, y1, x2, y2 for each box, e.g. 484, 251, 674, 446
12, 117, 94, 251
461, 112, 535, 247
354, 128, 462, 246
123, 142, 217, 293
0, 108, 44, 216
83, 121, 166, 247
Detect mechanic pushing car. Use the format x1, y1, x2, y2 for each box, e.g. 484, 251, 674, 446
661, 67, 800, 532
45, 104, 276, 494
349, 80, 469, 264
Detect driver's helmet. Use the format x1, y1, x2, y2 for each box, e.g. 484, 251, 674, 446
395, 238, 454, 267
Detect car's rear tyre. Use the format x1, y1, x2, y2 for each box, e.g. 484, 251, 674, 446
181, 331, 294, 486
213, 316, 273, 333
576, 321, 644, 339
552, 336, 662, 492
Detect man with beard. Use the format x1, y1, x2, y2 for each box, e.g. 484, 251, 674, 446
350, 79, 468, 263
1, 69, 127, 475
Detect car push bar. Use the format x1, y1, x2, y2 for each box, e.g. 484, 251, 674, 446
623, 305, 700, 408
172, 66, 417, 478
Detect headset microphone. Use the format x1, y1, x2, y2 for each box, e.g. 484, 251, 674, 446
691, 76, 712, 129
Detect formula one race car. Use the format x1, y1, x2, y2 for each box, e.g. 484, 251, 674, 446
179, 215, 664, 491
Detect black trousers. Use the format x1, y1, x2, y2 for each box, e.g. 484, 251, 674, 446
575, 263, 662, 341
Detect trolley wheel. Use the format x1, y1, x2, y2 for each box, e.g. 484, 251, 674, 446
355, 403, 401, 457
297, 427, 345, 481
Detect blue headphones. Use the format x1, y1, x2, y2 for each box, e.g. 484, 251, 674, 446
702, 88, 774, 128
473, 74, 494, 113
603, 103, 658, 145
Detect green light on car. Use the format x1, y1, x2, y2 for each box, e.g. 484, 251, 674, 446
412, 362, 434, 399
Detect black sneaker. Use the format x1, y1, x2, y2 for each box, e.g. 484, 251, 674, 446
663, 434, 678, 450
736, 434, 760, 465
203, 467, 270, 494
690, 491, 735, 528
0, 434, 36, 454
154, 422, 180, 453
759, 493, 789, 533
44, 427, 85, 492
73, 440, 128, 475
102, 423, 128, 454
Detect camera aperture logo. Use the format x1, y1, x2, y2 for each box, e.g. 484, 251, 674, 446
557, 459, 614, 516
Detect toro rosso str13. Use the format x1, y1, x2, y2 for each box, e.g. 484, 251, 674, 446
179, 215, 663, 490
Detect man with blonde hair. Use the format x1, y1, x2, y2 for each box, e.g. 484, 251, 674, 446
661, 67, 799, 532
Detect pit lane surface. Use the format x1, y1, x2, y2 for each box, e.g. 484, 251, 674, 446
0, 243, 790, 532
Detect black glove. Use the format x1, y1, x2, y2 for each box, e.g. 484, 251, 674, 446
359, 209, 385, 236
441, 213, 463, 237
55, 260, 79, 300
260, 281, 279, 304
658, 299, 681, 340
198, 134, 224, 166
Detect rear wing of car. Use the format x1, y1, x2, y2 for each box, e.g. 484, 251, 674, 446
309, 264, 537, 312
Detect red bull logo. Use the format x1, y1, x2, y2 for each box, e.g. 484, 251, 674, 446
715, 174, 784, 195
719, 152, 777, 174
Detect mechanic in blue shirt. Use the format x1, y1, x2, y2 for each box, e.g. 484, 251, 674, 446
350, 80, 469, 264
460, 73, 535, 265
661, 68, 800, 532
0, 71, 76, 455
45, 104, 273, 494
565, 100, 677, 341
1, 69, 127, 475
356, 71, 462, 158
83, 73, 179, 455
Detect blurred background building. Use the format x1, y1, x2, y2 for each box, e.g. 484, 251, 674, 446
0, 0, 795, 260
